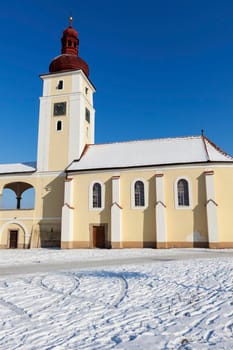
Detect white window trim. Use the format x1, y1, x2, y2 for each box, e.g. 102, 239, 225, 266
55, 120, 63, 132
89, 181, 105, 211
131, 178, 148, 209
174, 176, 193, 210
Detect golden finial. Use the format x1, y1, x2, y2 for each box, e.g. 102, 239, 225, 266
69, 16, 73, 27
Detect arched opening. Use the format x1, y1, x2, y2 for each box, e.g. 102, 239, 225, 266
21, 187, 35, 209
0, 221, 29, 249
1, 182, 35, 210
1, 189, 15, 209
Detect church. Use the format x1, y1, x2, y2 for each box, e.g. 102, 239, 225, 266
1, 19, 233, 249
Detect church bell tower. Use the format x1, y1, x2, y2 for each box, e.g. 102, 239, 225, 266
37, 18, 95, 172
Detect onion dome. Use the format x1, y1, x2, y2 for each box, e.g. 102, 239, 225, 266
49, 17, 89, 77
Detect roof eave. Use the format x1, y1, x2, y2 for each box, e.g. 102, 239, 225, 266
0, 170, 37, 176
40, 69, 96, 91
66, 160, 233, 173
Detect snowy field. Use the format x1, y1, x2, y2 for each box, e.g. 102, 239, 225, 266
1, 249, 233, 349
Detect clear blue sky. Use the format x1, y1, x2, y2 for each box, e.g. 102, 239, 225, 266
1, 0, 233, 163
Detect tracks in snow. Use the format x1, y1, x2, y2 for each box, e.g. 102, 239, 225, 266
0, 259, 233, 348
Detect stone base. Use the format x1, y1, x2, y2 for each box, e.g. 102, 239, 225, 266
156, 242, 168, 249
122, 241, 156, 248
61, 241, 90, 249
43, 240, 233, 250
209, 242, 233, 249
0, 244, 30, 249
18, 244, 30, 249
165, 241, 209, 248
0, 244, 8, 249
111, 242, 123, 249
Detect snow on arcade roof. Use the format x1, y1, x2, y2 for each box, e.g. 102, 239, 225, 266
67, 136, 233, 172
0, 162, 36, 174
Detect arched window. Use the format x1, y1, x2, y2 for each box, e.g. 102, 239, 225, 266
134, 180, 145, 207
93, 183, 102, 208
177, 179, 189, 206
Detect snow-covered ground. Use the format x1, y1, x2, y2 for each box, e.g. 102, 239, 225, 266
1, 249, 233, 349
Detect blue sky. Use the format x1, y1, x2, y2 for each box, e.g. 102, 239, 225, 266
1, 0, 233, 163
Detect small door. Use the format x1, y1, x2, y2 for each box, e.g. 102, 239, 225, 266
93, 226, 105, 248
9, 230, 18, 249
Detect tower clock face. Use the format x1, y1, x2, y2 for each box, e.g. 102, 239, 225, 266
53, 102, 66, 116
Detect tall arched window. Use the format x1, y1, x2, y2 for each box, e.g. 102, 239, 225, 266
134, 181, 145, 207
177, 179, 189, 206
93, 183, 102, 208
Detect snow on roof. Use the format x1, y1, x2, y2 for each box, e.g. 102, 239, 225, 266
67, 136, 233, 172
0, 162, 36, 174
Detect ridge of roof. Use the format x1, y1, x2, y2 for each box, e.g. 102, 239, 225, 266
83, 135, 202, 148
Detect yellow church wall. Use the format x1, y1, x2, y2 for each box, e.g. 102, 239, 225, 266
120, 170, 156, 247
2, 163, 233, 249
213, 167, 233, 245
0, 173, 64, 248
50, 75, 73, 95
0, 209, 35, 219
72, 172, 112, 246
0, 173, 64, 218
48, 96, 69, 171
0, 218, 61, 249
41, 71, 95, 173
34, 174, 65, 218
84, 119, 92, 146
47, 71, 94, 106
69, 166, 211, 248
82, 82, 94, 106
0, 222, 31, 248
164, 167, 208, 246
118, 167, 208, 247
70, 170, 156, 247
